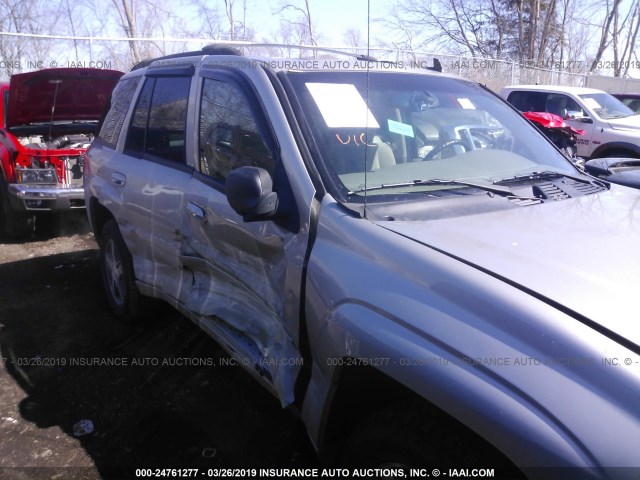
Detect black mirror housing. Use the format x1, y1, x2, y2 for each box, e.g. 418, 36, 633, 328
226, 166, 279, 221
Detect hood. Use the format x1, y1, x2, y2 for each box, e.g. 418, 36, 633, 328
378, 186, 640, 349
6, 68, 123, 128
607, 113, 640, 131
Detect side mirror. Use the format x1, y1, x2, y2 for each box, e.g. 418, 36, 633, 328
226, 166, 278, 221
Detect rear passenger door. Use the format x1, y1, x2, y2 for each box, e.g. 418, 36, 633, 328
116, 69, 195, 300
178, 70, 305, 406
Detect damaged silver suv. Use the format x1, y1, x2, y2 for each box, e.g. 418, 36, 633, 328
84, 45, 640, 479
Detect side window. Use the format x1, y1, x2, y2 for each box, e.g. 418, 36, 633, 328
124, 78, 153, 157
507, 91, 546, 112
545, 94, 583, 119
98, 76, 141, 148
198, 78, 275, 183
124, 75, 191, 163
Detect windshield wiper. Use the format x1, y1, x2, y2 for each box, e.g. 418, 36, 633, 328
494, 170, 593, 185
349, 178, 517, 196
605, 113, 633, 119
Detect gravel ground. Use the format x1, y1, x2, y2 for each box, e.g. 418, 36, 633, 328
0, 213, 317, 480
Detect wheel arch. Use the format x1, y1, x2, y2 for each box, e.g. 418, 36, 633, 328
590, 141, 640, 159
318, 362, 517, 468
301, 298, 602, 471
88, 196, 116, 241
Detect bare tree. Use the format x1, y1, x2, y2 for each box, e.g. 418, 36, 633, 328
589, 0, 623, 72
622, 2, 640, 76
111, 0, 141, 64
192, 0, 225, 40
64, 0, 80, 60
275, 0, 318, 46
375, 2, 419, 57
274, 19, 309, 56
554, 0, 592, 72
381, 0, 516, 58
343, 28, 362, 47
0, 0, 62, 78
612, 0, 640, 76
85, 0, 184, 68
192, 0, 253, 43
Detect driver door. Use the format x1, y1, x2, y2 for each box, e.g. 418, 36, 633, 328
178, 71, 307, 406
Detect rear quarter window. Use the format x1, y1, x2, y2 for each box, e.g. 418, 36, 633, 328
506, 91, 547, 112
98, 76, 141, 148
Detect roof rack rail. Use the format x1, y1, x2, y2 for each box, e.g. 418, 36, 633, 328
206, 41, 380, 62
201, 45, 244, 56
131, 50, 202, 71
130, 42, 442, 73
209, 42, 444, 71
130, 45, 243, 71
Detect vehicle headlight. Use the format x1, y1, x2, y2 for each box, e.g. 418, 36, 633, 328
15, 168, 58, 184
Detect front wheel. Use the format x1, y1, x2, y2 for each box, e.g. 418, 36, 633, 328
344, 404, 463, 467
98, 219, 142, 322
343, 402, 517, 471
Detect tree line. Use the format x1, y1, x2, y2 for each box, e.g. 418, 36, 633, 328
0, 0, 637, 77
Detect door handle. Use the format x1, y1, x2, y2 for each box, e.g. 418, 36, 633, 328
111, 172, 126, 187
186, 202, 206, 221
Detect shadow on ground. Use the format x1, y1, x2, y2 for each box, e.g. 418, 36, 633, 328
0, 246, 317, 477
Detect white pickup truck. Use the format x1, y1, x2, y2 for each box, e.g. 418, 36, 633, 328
501, 84, 640, 159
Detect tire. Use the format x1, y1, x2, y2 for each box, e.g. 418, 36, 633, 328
98, 219, 142, 322
0, 180, 35, 239
343, 402, 502, 469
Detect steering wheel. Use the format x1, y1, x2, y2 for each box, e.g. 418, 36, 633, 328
423, 139, 468, 160
468, 131, 495, 149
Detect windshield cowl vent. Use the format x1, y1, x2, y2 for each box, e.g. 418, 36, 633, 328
532, 178, 607, 201
532, 182, 570, 200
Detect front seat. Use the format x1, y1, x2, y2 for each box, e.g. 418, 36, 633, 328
369, 136, 396, 170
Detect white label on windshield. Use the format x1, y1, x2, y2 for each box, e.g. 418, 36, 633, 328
583, 98, 601, 110
457, 97, 476, 109
306, 83, 380, 128
387, 119, 414, 137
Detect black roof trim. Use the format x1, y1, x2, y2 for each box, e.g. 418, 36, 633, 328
130, 42, 443, 73
130, 45, 243, 71
131, 50, 205, 71
201, 45, 244, 56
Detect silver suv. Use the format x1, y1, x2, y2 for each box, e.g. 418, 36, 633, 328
84, 45, 640, 478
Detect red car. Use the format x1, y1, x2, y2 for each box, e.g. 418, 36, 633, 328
522, 111, 584, 160
0, 68, 123, 238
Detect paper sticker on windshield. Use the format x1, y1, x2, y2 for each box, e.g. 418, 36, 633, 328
306, 83, 380, 128
457, 98, 476, 109
582, 97, 602, 110
387, 119, 414, 137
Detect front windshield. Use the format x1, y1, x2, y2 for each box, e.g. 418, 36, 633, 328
286, 71, 577, 203
579, 93, 634, 120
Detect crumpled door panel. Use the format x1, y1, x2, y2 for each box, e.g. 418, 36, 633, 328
178, 185, 302, 406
